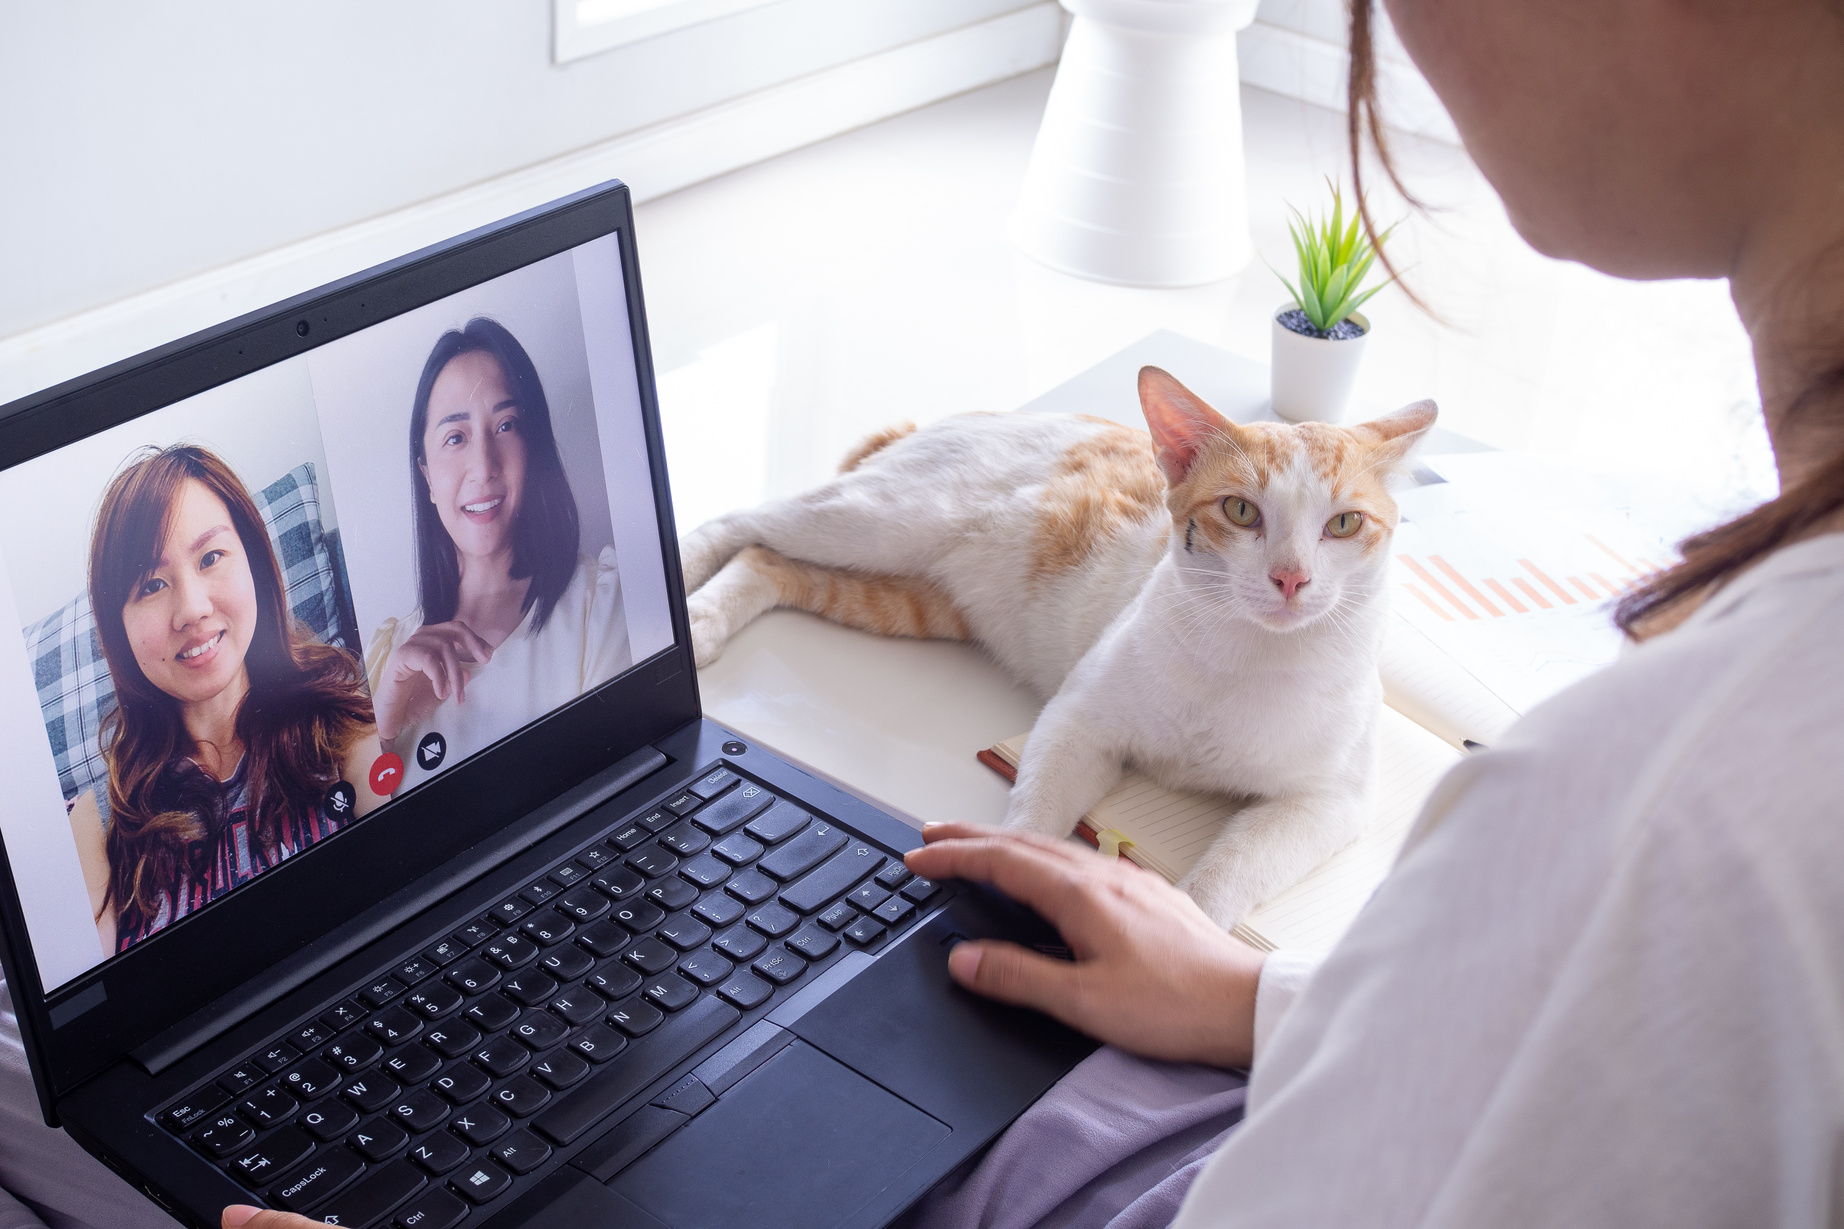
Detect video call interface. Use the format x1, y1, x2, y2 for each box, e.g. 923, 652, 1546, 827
0, 233, 674, 991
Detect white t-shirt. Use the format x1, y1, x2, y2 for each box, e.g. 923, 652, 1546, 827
366, 547, 633, 791
1177, 531, 1844, 1228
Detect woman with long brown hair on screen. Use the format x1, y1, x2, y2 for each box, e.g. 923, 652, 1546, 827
66, 445, 387, 954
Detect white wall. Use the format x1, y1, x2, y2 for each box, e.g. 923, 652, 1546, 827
0, 0, 1043, 343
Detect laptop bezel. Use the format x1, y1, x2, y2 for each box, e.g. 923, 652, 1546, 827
0, 181, 703, 1111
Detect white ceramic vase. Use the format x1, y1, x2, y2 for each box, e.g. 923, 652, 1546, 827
1010, 0, 1262, 287
1270, 304, 1370, 423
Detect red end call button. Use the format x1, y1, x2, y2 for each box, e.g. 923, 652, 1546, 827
369, 752, 405, 796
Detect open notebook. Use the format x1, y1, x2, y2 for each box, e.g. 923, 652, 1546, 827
980, 704, 1462, 953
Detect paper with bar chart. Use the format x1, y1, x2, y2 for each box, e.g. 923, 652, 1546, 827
1383, 451, 1735, 716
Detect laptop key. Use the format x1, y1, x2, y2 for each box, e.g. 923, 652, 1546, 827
431, 1062, 490, 1105
609, 900, 665, 933
254, 1042, 301, 1073
481, 932, 538, 970
361, 976, 408, 1008
843, 917, 887, 947
723, 870, 777, 905
592, 866, 646, 901
678, 950, 734, 987
490, 1128, 553, 1174
555, 886, 611, 923
511, 1010, 569, 1051
239, 1085, 299, 1127
366, 1007, 424, 1046
290, 1021, 335, 1050
549, 989, 603, 1027
519, 881, 559, 906
350, 1115, 411, 1161
500, 970, 558, 1007
422, 939, 467, 967
343, 1073, 400, 1115
712, 925, 767, 962
405, 981, 463, 1020
164, 1085, 230, 1129
472, 1035, 530, 1079
576, 847, 615, 872
270, 1140, 364, 1211
664, 790, 701, 817
786, 923, 840, 961
873, 896, 917, 926
606, 820, 650, 851
538, 944, 595, 981
318, 1158, 425, 1229
678, 854, 731, 889
606, 995, 664, 1037
325, 1033, 386, 1072
521, 914, 574, 946
300, 1099, 360, 1141
533, 995, 740, 1146
549, 863, 588, 889
759, 823, 847, 882
875, 862, 914, 890
848, 883, 890, 912
450, 1105, 511, 1147
451, 1159, 512, 1204
780, 843, 884, 914
382, 1046, 441, 1084
489, 1075, 552, 1118
395, 957, 439, 988
745, 903, 799, 938
586, 962, 642, 1001
818, 901, 857, 931
743, 800, 810, 845
193, 1113, 253, 1157
658, 822, 710, 857
689, 766, 740, 800
634, 806, 675, 833
622, 936, 678, 976
395, 1186, 469, 1229
423, 1022, 480, 1060
752, 950, 806, 986
444, 957, 499, 995
646, 877, 698, 911
710, 832, 763, 867
690, 782, 774, 835
453, 919, 497, 948
625, 843, 678, 879
657, 912, 712, 950
693, 892, 746, 929
573, 919, 630, 959
529, 1048, 591, 1090
390, 1088, 451, 1133
901, 876, 944, 905
230, 1124, 314, 1182
643, 975, 699, 1012
462, 994, 519, 1032
219, 1066, 261, 1095
408, 1131, 469, 1176
568, 1024, 629, 1064
322, 999, 368, 1031
717, 973, 774, 1011
487, 898, 532, 926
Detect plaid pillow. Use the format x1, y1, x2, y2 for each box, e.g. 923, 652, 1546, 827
23, 462, 356, 822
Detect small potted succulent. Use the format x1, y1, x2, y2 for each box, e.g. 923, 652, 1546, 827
1269, 184, 1393, 423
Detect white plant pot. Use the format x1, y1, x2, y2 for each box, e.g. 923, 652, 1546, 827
1010, 0, 1262, 287
1270, 305, 1370, 424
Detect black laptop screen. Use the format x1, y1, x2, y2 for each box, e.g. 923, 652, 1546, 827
0, 233, 673, 993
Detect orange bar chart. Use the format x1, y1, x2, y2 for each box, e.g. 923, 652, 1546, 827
1398, 535, 1662, 622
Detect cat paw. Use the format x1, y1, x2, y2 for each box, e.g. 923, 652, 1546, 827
1174, 871, 1255, 931
687, 600, 728, 668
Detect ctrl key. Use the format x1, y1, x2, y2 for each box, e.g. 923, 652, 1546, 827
396, 1185, 470, 1229
268, 1141, 364, 1212
317, 1158, 426, 1229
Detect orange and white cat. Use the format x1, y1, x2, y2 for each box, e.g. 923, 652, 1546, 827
680, 367, 1435, 925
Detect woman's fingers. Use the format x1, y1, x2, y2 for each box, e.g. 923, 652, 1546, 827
447, 620, 494, 664
946, 939, 1085, 1019
907, 836, 1114, 943
224, 1206, 322, 1229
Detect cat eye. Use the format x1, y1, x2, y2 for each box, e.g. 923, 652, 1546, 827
1325, 511, 1364, 538
1223, 497, 1261, 527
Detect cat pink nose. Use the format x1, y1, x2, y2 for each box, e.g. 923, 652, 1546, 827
1270, 569, 1311, 600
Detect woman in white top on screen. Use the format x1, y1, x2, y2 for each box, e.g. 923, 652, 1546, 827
366, 318, 631, 791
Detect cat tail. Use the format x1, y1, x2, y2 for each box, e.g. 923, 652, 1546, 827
687, 544, 967, 666
838, 422, 917, 473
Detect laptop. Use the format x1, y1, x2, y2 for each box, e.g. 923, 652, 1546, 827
0, 181, 1094, 1229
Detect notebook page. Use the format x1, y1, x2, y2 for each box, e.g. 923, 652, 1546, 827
1380, 613, 1520, 747
1235, 706, 1460, 951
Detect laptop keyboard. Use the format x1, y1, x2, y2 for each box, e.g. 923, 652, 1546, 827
153, 765, 941, 1229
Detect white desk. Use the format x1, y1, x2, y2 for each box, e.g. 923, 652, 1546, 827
696, 331, 1480, 829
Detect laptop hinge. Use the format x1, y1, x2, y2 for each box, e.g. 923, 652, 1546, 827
130, 743, 670, 1076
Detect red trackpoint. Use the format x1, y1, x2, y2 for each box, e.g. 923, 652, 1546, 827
369, 752, 405, 796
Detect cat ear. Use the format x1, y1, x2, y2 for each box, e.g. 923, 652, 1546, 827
1352, 399, 1438, 466
1139, 366, 1233, 485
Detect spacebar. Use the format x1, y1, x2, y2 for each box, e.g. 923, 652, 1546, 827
534, 997, 740, 1145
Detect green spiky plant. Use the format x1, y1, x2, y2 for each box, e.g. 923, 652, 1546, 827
1274, 182, 1394, 335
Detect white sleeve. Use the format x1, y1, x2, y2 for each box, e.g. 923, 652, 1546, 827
1250, 949, 1322, 1061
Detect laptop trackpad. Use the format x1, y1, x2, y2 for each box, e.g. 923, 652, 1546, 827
609, 1041, 949, 1229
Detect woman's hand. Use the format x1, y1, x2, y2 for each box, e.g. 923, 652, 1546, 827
906, 823, 1267, 1069
371, 620, 494, 742
224, 1206, 322, 1229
